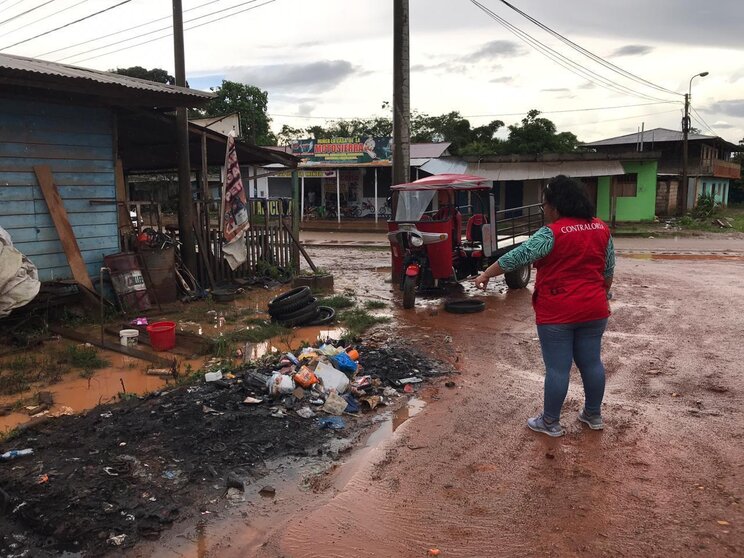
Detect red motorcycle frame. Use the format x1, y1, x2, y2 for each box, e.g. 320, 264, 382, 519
387, 174, 544, 308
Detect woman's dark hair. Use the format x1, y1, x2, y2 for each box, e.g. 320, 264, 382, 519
544, 175, 595, 220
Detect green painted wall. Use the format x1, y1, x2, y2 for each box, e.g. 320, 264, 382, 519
596, 161, 657, 222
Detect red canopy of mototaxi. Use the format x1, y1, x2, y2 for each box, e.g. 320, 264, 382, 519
390, 173, 491, 191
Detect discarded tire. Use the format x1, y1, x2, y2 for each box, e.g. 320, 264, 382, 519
444, 299, 486, 314
272, 298, 318, 322
306, 306, 336, 326
275, 304, 320, 327
268, 286, 311, 314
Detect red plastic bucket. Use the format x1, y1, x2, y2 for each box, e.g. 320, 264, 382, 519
146, 321, 176, 351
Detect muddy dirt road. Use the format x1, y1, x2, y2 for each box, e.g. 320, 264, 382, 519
244, 241, 743, 557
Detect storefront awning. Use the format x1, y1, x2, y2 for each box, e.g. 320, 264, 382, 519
420, 158, 626, 180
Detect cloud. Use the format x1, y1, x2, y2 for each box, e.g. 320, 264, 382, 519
712, 121, 736, 129
541, 88, 570, 92
297, 103, 315, 116
578, 82, 596, 90
706, 99, 744, 118
467, 40, 528, 61
610, 44, 654, 57
225, 60, 357, 92
490, 76, 513, 84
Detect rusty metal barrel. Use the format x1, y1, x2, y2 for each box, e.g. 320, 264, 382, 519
104, 252, 151, 312
138, 246, 177, 304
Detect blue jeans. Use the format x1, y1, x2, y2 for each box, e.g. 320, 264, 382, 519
536, 318, 608, 422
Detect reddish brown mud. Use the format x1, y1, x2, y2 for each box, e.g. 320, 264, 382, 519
251, 246, 744, 557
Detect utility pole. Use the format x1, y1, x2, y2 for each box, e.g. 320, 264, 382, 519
680, 71, 709, 215
392, 0, 410, 186
173, 0, 196, 273
679, 93, 690, 215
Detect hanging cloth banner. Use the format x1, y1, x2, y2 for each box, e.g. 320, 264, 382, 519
221, 133, 250, 243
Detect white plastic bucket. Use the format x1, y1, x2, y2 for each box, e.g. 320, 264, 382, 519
119, 329, 139, 347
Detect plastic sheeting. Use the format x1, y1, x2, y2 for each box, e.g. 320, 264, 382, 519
0, 226, 41, 318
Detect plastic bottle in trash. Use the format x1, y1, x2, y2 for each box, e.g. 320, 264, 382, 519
1, 448, 33, 461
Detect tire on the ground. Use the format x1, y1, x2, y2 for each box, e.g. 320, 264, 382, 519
275, 304, 320, 327
504, 264, 532, 289
444, 299, 486, 314
402, 275, 416, 309
268, 286, 312, 314
306, 306, 336, 326
271, 298, 318, 321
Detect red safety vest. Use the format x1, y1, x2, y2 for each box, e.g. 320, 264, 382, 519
532, 217, 611, 325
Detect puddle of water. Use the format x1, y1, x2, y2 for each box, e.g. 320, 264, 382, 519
245, 327, 348, 360
332, 398, 425, 491
0, 342, 204, 434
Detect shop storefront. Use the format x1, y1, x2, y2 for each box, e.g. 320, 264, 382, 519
263, 140, 451, 222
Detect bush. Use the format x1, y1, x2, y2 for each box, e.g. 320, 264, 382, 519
690, 193, 720, 219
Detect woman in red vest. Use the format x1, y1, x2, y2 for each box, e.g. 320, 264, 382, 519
475, 175, 615, 437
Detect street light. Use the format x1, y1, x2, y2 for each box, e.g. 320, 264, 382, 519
680, 71, 709, 214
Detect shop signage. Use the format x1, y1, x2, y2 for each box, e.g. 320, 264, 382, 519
290, 137, 392, 166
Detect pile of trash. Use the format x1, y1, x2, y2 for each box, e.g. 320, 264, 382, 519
206, 340, 449, 431
0, 338, 450, 557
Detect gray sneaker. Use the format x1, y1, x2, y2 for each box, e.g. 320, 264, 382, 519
527, 414, 566, 437
578, 408, 604, 430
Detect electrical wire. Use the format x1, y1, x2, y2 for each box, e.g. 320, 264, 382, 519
37, 0, 223, 58
0, 0, 132, 51
0, 0, 24, 17
0, 0, 88, 39
495, 0, 682, 97
266, 100, 681, 121
57, 0, 260, 62
469, 0, 674, 103
558, 108, 681, 128
690, 108, 717, 136
69, 0, 276, 64
0, 0, 56, 27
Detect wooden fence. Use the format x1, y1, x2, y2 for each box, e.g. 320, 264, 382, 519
193, 197, 298, 286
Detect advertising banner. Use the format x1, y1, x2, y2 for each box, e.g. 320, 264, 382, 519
291, 137, 392, 166
221, 134, 250, 243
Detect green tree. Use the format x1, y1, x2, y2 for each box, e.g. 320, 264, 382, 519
113, 66, 176, 85
505, 109, 579, 154
411, 111, 473, 154
194, 81, 275, 145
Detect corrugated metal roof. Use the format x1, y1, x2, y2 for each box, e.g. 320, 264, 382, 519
410, 142, 451, 158
421, 158, 625, 180
584, 127, 714, 146
0, 53, 213, 102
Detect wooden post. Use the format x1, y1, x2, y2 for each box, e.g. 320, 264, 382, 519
291, 170, 300, 272
114, 159, 132, 237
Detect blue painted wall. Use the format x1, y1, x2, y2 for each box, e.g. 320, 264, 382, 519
0, 97, 120, 281
700, 178, 730, 205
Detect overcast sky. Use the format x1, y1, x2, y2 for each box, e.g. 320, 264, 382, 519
3, 0, 744, 145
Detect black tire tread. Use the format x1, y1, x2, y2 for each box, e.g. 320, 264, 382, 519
276, 304, 320, 327
271, 298, 318, 320
268, 286, 312, 313
444, 299, 486, 314
504, 264, 532, 289
306, 306, 336, 326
